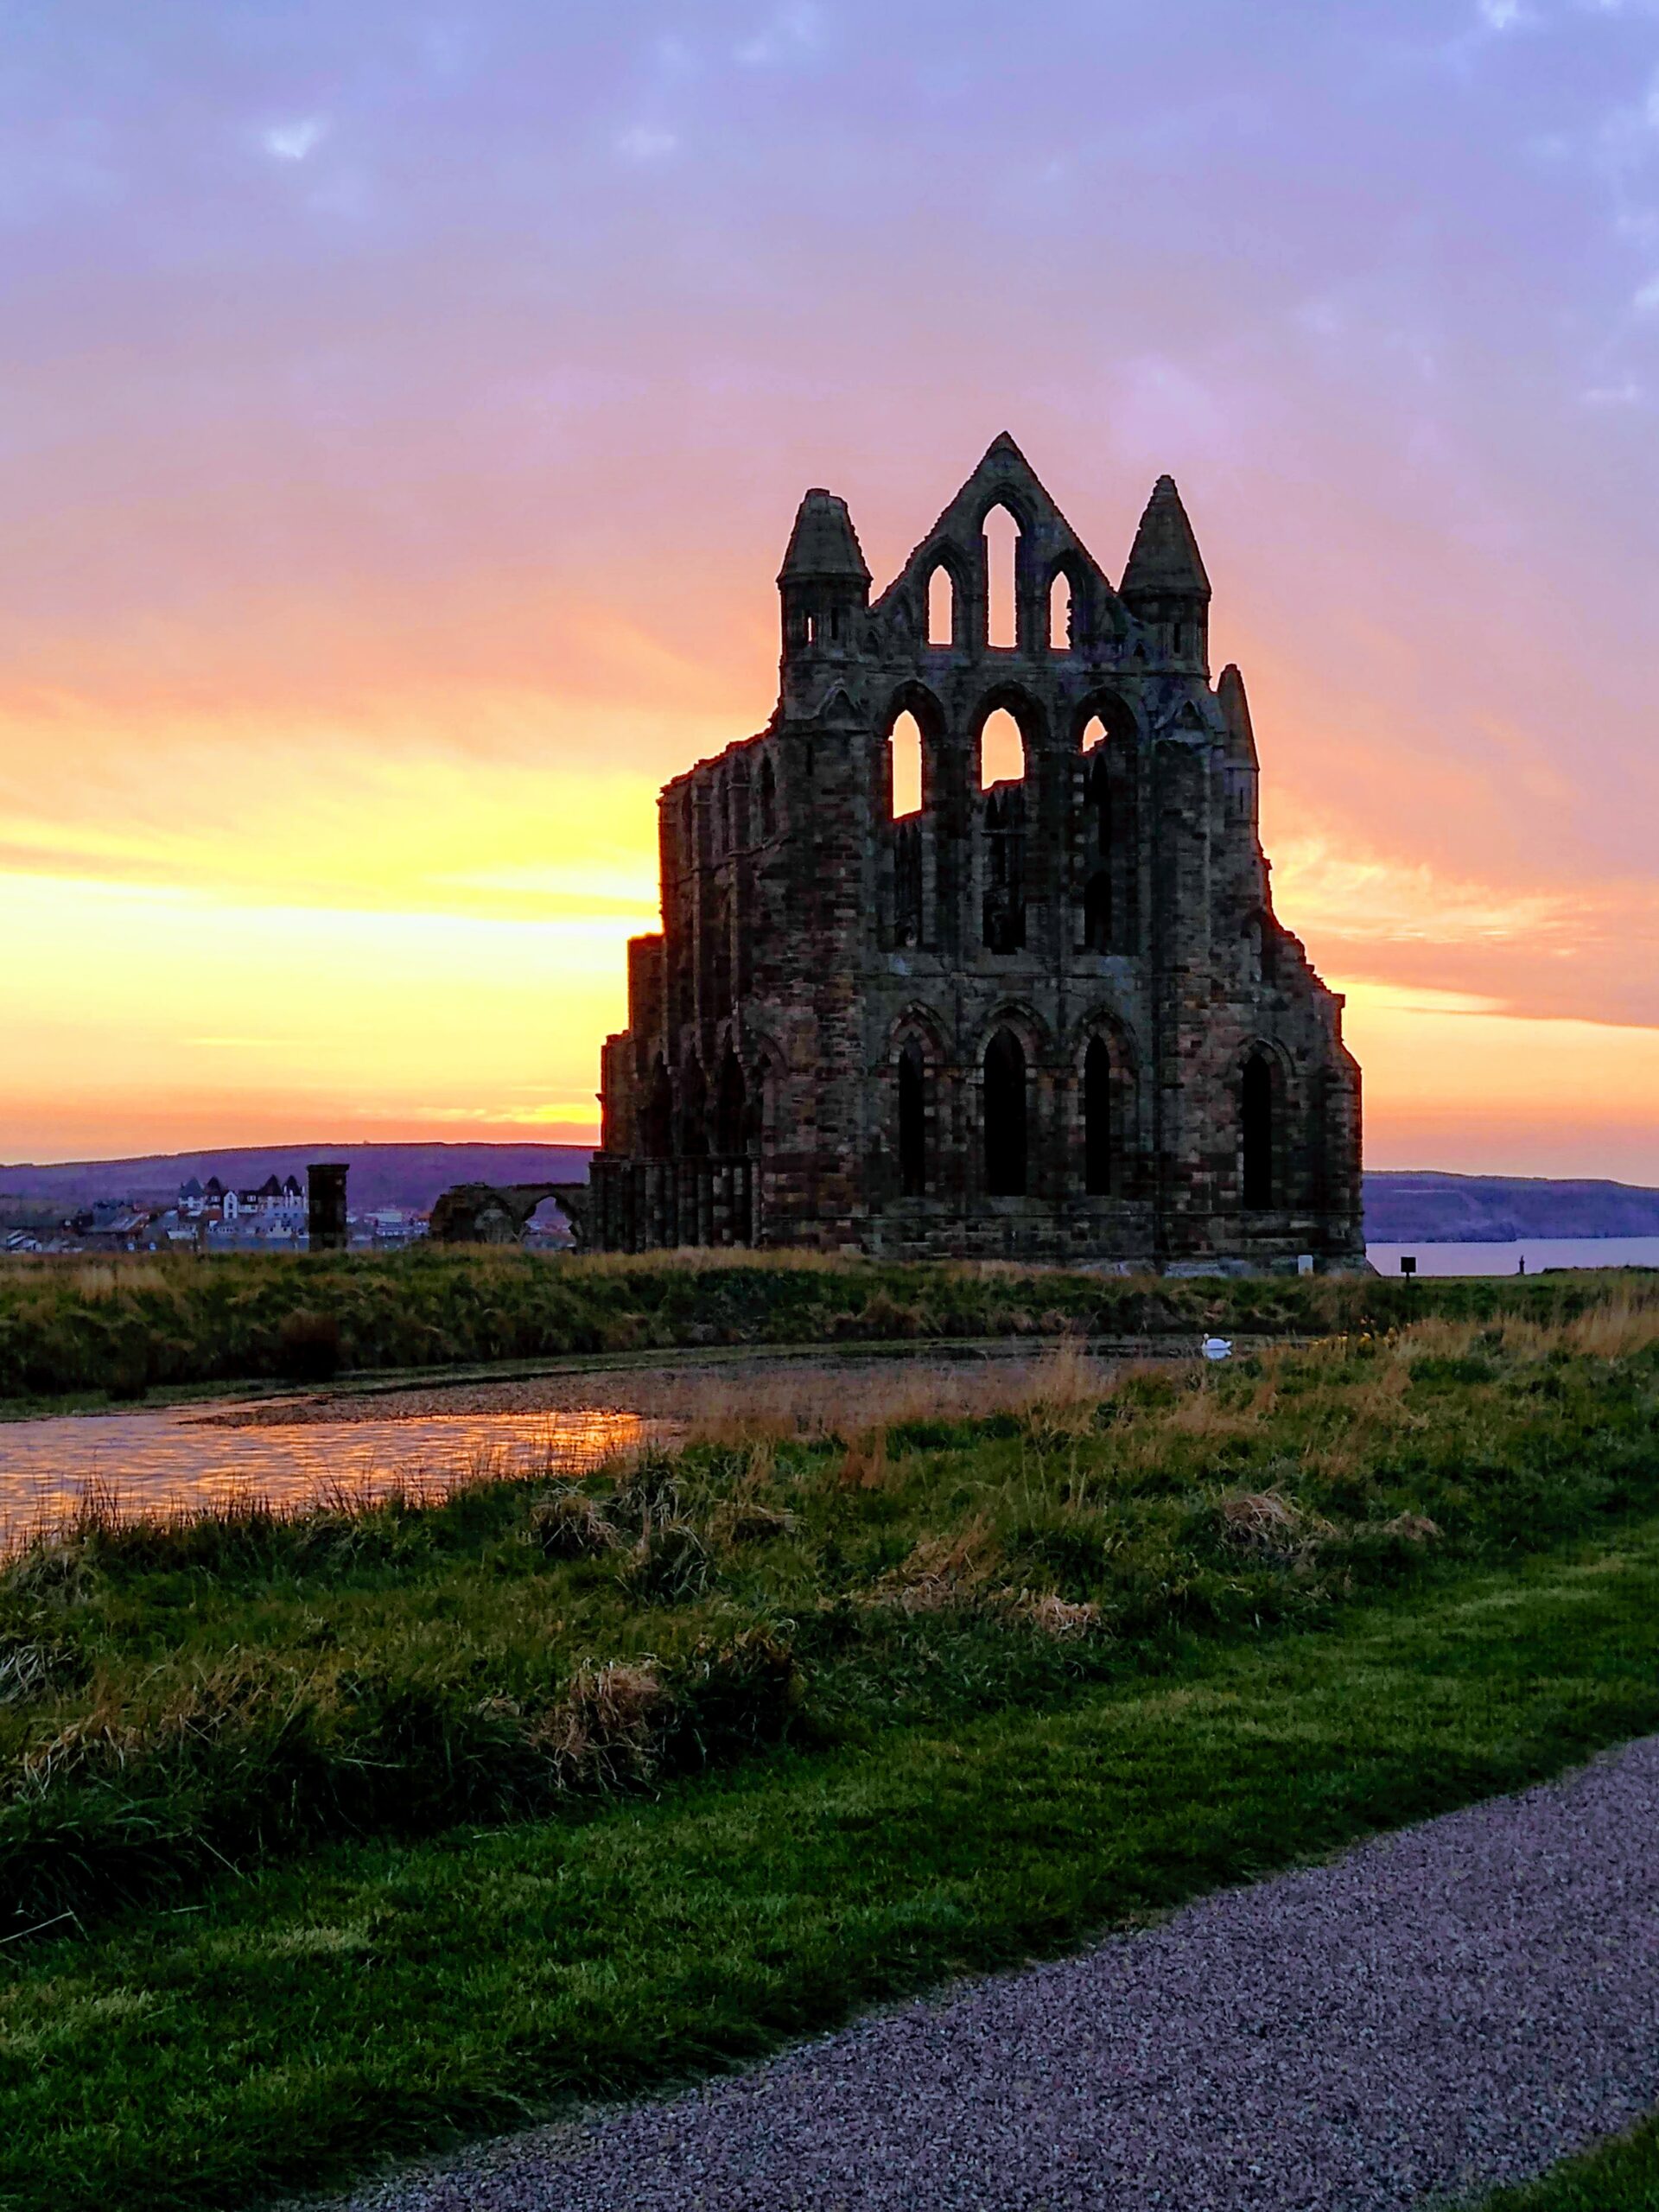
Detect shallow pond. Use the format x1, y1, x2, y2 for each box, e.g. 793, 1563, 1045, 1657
0, 1344, 1068, 1545
0, 1401, 660, 1548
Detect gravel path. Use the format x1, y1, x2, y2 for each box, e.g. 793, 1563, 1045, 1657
316, 1736, 1659, 2212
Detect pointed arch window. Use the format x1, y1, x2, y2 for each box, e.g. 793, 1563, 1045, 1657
926, 565, 955, 647
1242, 1051, 1276, 1209
1080, 703, 1138, 957
891, 709, 923, 820
1049, 571, 1073, 652
984, 1028, 1027, 1196
983, 504, 1020, 649
979, 707, 1024, 791
898, 1038, 927, 1198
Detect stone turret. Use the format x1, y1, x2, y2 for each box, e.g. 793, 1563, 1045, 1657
1121, 474, 1211, 675
779, 488, 871, 675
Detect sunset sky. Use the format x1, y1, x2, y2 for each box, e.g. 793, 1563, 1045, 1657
3, 0, 1657, 1176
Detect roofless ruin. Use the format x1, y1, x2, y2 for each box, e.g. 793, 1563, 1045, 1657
587, 435, 1363, 1271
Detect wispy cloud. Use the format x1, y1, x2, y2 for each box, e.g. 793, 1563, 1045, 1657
261, 116, 328, 162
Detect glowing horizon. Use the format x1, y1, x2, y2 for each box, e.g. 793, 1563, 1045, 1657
3, 2, 1656, 1181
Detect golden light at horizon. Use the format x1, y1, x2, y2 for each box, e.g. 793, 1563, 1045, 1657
5, 759, 1659, 1180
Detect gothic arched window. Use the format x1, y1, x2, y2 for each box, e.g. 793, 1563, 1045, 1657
1049, 570, 1073, 652
984, 1028, 1027, 1196
979, 708, 1024, 791
1242, 1051, 1276, 1209
926, 564, 955, 647
891, 709, 923, 820
983, 504, 1020, 649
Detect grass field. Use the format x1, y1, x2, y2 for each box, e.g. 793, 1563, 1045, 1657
2, 1243, 1652, 1406
2, 1291, 1659, 2209
6, 1304, 1658, 1936
5, 1516, 1659, 2212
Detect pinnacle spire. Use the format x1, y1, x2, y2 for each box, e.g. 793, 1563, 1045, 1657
1217, 664, 1257, 766
1121, 474, 1210, 601
778, 488, 871, 585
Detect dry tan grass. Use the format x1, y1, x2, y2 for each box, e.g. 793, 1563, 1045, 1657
531, 1659, 670, 1788
1565, 1288, 1659, 1357
524, 1490, 619, 1559
1213, 1488, 1331, 1562
1004, 1589, 1104, 1638
1396, 1315, 1484, 1358
1382, 1510, 1441, 1544
837, 1430, 891, 1491
709, 1497, 796, 1547
1019, 1339, 1116, 1441
678, 1343, 1120, 1451
869, 1521, 997, 1612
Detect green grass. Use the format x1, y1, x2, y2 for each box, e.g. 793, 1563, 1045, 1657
1480, 2124, 1659, 2209
5, 1522, 1659, 2212
7, 1308, 1659, 1932
2, 1243, 1653, 1403
7, 1293, 1659, 2211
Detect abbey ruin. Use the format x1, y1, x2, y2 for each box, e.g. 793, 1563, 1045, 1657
588, 435, 1363, 1271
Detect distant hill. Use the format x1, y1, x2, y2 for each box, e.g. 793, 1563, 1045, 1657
1364, 1171, 1659, 1243
5, 1149, 1656, 1244
0, 1142, 594, 1216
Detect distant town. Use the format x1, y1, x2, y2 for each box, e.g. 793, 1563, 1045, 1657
0, 1163, 575, 1256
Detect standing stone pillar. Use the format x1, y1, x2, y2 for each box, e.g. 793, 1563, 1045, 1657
307, 1163, 349, 1254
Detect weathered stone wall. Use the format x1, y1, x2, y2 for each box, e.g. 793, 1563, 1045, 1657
588, 435, 1364, 1271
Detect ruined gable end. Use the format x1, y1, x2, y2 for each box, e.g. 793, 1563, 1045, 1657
588, 440, 1363, 1273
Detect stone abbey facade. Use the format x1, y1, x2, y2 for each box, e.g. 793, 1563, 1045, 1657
588, 436, 1363, 1270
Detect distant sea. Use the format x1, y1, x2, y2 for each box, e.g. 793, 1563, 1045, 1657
1366, 1236, 1659, 1278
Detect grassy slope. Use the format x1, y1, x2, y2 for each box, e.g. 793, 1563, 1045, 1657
2, 1245, 1651, 1403
3, 1525, 1659, 2212
7, 1312, 1658, 1931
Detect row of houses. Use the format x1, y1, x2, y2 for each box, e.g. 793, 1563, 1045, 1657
4, 1175, 429, 1254
178, 1173, 307, 1224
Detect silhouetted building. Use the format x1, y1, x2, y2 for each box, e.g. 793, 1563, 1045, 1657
589, 436, 1363, 1271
